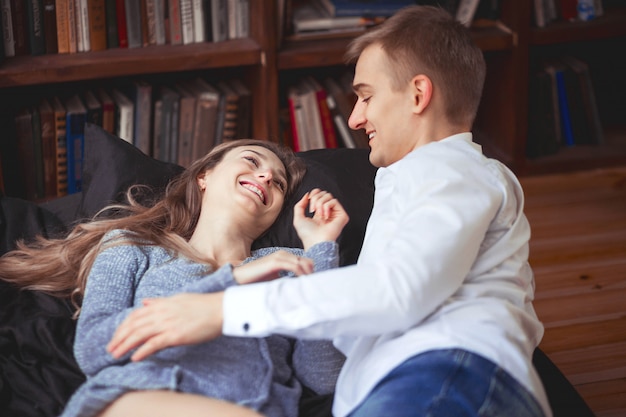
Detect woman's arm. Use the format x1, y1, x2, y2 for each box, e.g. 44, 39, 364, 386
73, 241, 148, 376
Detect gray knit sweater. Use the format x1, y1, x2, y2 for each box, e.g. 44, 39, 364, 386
60, 230, 345, 417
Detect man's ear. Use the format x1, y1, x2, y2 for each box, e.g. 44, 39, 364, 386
410, 74, 433, 115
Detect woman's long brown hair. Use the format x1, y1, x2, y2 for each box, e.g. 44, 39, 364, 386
0, 139, 305, 316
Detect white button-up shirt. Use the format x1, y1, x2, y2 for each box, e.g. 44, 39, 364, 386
224, 133, 551, 417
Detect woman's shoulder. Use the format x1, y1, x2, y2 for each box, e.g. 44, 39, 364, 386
250, 246, 303, 260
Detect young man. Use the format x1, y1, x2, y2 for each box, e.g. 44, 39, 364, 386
109, 6, 551, 417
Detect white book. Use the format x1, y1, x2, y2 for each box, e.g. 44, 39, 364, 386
112, 89, 134, 144
192, 0, 205, 42
153, 0, 166, 45
76, 0, 90, 51
180, 0, 195, 44
456, 0, 480, 27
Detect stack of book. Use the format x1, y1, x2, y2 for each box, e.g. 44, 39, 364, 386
533, 0, 605, 28
526, 56, 604, 158
0, 0, 249, 58
284, 73, 368, 151
1, 76, 252, 201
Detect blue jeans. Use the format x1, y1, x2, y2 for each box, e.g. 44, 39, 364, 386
347, 349, 546, 417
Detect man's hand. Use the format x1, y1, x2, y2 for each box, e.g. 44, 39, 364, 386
107, 292, 225, 361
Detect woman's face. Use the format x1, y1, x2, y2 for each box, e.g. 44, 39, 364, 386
198, 145, 289, 233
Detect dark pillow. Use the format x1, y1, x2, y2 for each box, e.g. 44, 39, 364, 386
77, 123, 184, 220
254, 148, 377, 266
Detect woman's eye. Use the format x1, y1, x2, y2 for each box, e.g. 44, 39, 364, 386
244, 156, 259, 166
274, 180, 286, 192
362, 97, 372, 103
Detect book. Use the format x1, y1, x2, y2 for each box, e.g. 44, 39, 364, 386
124, 0, 142, 48
64, 94, 87, 194
152, 98, 163, 160
153, 0, 166, 44
30, 106, 46, 199
180, 0, 194, 44
561, 56, 604, 145
111, 88, 135, 143
83, 89, 103, 127
1, 0, 15, 57
156, 86, 180, 163
192, 0, 205, 42
526, 69, 559, 157
298, 78, 326, 151
542, 62, 563, 146
322, 76, 368, 148
169, 0, 183, 44
292, 0, 383, 33
202, 0, 213, 41
227, 78, 252, 139
455, 0, 481, 27
304, 76, 338, 149
139, 0, 149, 46
77, 0, 91, 51
325, 92, 356, 148
51, 96, 68, 196
318, 0, 414, 17
215, 80, 239, 143
174, 82, 197, 167
210, 0, 227, 42
183, 77, 220, 161
42, 0, 58, 53
115, 0, 128, 47
286, 83, 309, 152
66, 0, 78, 52
10, 0, 28, 55
38, 98, 58, 198
105, 0, 118, 48
558, 0, 578, 22
130, 80, 153, 155
554, 65, 575, 146
97, 88, 116, 133
14, 108, 38, 200
26, 0, 46, 55
88, 0, 107, 51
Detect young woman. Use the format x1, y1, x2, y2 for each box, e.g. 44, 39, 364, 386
0, 139, 349, 417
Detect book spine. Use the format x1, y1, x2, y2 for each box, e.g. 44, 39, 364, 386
1, 0, 15, 57
14, 109, 37, 200
75, 0, 88, 52
115, 0, 128, 47
455, 0, 481, 27
88, 0, 107, 50
169, 0, 182, 44
67, 0, 77, 52
191, 0, 204, 42
65, 110, 86, 193
42, 0, 58, 53
139, 0, 149, 46
555, 69, 575, 146
104, 0, 118, 48
210, 0, 227, 42
124, 0, 142, 48
145, 0, 157, 44
153, 0, 165, 44
26, 0, 46, 55
10, 0, 29, 55
52, 98, 68, 196
179, 0, 194, 44
31, 108, 45, 199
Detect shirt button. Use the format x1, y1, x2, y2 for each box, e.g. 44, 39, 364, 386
243, 323, 250, 332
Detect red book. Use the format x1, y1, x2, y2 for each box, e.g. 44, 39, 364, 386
558, 0, 577, 21
306, 77, 338, 149
116, 0, 128, 47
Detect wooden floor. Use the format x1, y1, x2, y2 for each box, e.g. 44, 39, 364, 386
520, 166, 626, 417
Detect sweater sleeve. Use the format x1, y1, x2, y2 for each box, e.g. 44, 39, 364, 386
292, 241, 345, 394
73, 239, 149, 376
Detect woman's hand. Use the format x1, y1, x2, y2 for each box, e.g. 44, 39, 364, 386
293, 189, 350, 251
233, 250, 314, 284
107, 292, 224, 362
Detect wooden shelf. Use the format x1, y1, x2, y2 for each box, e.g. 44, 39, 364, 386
278, 22, 515, 70
530, 8, 626, 45
522, 127, 626, 175
0, 39, 262, 88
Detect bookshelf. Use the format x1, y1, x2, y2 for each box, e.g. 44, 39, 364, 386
2, 0, 626, 202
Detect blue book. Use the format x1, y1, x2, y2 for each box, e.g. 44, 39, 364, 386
320, 0, 415, 17
64, 95, 87, 194
555, 69, 575, 147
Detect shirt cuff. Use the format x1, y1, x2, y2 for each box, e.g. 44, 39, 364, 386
223, 282, 272, 337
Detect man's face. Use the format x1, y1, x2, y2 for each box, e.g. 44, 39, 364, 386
348, 44, 419, 167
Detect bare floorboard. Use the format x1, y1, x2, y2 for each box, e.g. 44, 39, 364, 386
520, 166, 626, 417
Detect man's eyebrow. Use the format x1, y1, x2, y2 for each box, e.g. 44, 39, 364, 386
352, 83, 370, 93
244, 149, 287, 180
